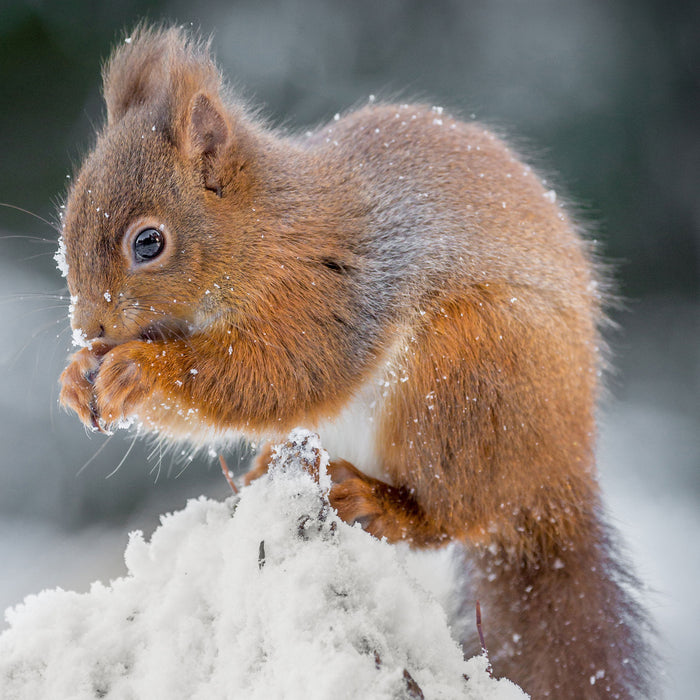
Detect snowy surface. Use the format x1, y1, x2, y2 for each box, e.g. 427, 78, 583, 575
0, 430, 526, 700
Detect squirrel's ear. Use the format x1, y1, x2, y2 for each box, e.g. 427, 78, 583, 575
184, 92, 231, 195
103, 29, 168, 124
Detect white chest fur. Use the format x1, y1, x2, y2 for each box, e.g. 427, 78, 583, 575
311, 343, 409, 483
312, 379, 386, 481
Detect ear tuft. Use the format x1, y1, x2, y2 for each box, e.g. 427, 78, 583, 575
102, 24, 220, 126
103, 25, 173, 124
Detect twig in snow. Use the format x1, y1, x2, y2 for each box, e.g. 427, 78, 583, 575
476, 600, 493, 677
402, 668, 425, 699
219, 454, 238, 493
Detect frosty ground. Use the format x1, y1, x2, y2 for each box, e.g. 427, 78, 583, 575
0, 430, 526, 699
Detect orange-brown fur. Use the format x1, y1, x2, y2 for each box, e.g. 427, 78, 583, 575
58, 25, 653, 697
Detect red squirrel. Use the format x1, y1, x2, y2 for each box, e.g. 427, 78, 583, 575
58, 26, 653, 698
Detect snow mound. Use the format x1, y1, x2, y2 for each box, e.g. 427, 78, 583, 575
0, 430, 526, 699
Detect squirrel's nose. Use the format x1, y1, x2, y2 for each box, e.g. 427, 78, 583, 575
71, 308, 105, 345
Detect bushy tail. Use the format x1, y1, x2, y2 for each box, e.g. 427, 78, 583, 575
464, 509, 656, 698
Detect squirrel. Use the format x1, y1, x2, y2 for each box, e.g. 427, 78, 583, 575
58, 25, 653, 698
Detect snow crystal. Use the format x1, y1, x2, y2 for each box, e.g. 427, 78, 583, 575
54, 236, 69, 277
103, 291, 111, 303
114, 417, 136, 431
543, 189, 557, 203
0, 432, 526, 700
71, 327, 91, 349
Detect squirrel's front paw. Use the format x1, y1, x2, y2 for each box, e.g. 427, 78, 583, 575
59, 347, 103, 430
91, 342, 151, 430
59, 343, 113, 430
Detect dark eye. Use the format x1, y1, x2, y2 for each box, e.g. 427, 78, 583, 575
133, 228, 165, 262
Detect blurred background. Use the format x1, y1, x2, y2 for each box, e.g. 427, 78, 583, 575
0, 0, 697, 696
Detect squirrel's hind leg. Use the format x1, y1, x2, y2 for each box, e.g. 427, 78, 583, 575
328, 459, 450, 547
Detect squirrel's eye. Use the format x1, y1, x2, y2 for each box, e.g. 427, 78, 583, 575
133, 228, 165, 262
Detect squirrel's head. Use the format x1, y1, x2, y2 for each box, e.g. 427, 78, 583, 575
60, 25, 259, 347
